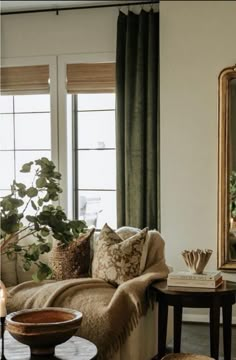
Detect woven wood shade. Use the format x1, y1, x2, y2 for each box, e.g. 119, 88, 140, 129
67, 63, 115, 94
0, 65, 49, 95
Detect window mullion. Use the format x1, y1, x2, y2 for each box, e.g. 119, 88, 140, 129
72, 95, 79, 219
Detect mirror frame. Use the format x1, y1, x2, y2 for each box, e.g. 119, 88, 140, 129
218, 64, 236, 270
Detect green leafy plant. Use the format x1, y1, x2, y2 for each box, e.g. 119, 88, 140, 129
0, 157, 87, 281
230, 171, 236, 219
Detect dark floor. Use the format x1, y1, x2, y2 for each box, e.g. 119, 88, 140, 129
167, 322, 236, 359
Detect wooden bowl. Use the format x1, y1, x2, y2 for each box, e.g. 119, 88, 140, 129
6, 307, 83, 356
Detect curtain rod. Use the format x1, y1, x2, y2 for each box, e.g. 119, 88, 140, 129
1, 1, 159, 16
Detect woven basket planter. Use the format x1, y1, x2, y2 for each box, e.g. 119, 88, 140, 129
49, 229, 94, 280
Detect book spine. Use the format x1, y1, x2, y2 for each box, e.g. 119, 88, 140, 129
168, 274, 221, 281
167, 278, 223, 288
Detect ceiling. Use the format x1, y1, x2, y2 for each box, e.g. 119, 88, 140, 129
0, 0, 150, 14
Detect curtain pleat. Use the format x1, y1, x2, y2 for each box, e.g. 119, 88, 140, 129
116, 10, 159, 229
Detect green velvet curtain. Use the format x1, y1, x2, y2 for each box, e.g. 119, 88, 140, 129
116, 10, 160, 229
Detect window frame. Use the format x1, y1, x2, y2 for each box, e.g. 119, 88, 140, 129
0, 56, 59, 185
58, 53, 116, 217
72, 92, 116, 229
1, 54, 116, 219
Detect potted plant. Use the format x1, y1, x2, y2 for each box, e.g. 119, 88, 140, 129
0, 157, 87, 281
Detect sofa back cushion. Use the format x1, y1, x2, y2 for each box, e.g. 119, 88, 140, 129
3, 226, 165, 286
16, 231, 50, 283
92, 223, 148, 286
0, 235, 18, 287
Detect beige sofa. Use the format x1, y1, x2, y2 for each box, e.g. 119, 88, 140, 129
1, 227, 173, 360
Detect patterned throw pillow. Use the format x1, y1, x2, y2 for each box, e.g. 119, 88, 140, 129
49, 227, 95, 280
92, 223, 148, 286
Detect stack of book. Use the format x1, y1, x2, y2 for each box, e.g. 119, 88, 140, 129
167, 270, 223, 288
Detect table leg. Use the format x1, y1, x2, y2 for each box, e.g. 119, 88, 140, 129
222, 302, 232, 360
157, 299, 168, 360
209, 300, 220, 360
173, 304, 182, 353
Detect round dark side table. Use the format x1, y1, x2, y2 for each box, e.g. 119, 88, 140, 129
151, 280, 236, 360
1, 332, 97, 360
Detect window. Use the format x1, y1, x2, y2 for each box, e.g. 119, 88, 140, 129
0, 66, 52, 211
67, 62, 116, 229
0, 60, 116, 225
73, 93, 116, 229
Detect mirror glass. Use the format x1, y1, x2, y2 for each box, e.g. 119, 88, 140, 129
218, 65, 236, 269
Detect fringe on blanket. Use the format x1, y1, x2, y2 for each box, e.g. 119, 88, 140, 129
98, 288, 153, 360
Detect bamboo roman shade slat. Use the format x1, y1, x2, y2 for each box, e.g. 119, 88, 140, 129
0, 65, 50, 95
67, 63, 115, 94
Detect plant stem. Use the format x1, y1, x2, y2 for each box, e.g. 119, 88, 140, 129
0, 226, 35, 251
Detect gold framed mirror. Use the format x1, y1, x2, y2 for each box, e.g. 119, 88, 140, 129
218, 64, 236, 270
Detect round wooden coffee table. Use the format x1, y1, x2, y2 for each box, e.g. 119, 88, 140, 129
161, 354, 214, 360
152, 280, 236, 360
1, 331, 97, 359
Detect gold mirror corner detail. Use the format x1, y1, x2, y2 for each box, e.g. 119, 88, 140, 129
218, 64, 236, 271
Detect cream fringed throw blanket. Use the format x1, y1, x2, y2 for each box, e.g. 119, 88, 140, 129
7, 231, 169, 360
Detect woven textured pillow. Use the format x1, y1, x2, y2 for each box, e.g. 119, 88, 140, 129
49, 227, 95, 280
92, 223, 148, 286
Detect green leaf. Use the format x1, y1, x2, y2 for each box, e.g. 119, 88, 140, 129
1, 214, 20, 233
10, 198, 24, 208
43, 193, 50, 202
36, 177, 47, 188
40, 227, 50, 237
31, 200, 38, 211
34, 222, 40, 231
20, 162, 33, 173
0, 197, 23, 211
32, 262, 52, 282
23, 261, 31, 271
25, 244, 40, 261
15, 182, 26, 190
53, 171, 61, 180
38, 198, 43, 207
18, 188, 26, 198
26, 215, 37, 223
39, 243, 51, 253
0, 198, 13, 211
50, 194, 58, 201
27, 187, 38, 198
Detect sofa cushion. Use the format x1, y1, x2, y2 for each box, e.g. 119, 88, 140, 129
92, 223, 148, 286
16, 231, 51, 283
0, 235, 18, 287
49, 227, 95, 280
116, 226, 140, 240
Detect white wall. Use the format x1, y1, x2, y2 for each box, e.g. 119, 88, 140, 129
160, 0, 236, 319
1, 7, 117, 57
1, 6, 118, 213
